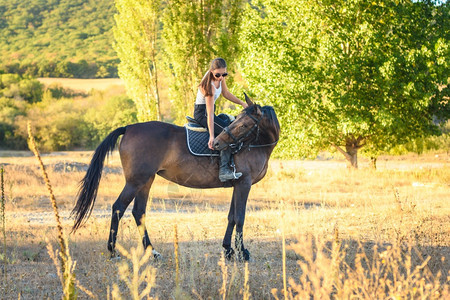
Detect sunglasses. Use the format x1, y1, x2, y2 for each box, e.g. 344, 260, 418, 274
213, 72, 228, 78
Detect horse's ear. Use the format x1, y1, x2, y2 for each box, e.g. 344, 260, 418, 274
244, 92, 254, 107
255, 104, 262, 116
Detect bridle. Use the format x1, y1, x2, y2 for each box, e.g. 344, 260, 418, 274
222, 109, 262, 151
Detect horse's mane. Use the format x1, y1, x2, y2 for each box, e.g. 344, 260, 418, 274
261, 106, 279, 129
243, 104, 280, 141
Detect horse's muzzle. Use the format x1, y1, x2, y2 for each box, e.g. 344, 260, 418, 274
212, 138, 227, 151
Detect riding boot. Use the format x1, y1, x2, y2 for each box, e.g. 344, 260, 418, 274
219, 147, 242, 182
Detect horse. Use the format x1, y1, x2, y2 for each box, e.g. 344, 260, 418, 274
71, 94, 280, 261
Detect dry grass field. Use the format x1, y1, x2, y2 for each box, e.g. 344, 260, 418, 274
0, 150, 449, 299
37, 78, 125, 93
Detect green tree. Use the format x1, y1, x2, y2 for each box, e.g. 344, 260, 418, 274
0, 0, 118, 78
15, 96, 89, 151
84, 95, 138, 144
162, 0, 244, 124
0, 97, 28, 149
0, 74, 43, 103
241, 0, 449, 167
113, 0, 162, 121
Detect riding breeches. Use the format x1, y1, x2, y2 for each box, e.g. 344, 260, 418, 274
193, 104, 231, 136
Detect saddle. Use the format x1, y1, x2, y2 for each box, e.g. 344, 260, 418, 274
185, 116, 219, 157
185, 114, 237, 157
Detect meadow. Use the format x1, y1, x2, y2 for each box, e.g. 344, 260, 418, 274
0, 150, 449, 299
37, 78, 125, 93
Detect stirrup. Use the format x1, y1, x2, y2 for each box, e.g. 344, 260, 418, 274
219, 170, 242, 182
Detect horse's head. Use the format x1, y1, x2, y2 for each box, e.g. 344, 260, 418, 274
213, 93, 279, 151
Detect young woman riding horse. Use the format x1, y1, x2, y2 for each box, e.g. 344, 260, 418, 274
72, 92, 279, 262
194, 57, 248, 182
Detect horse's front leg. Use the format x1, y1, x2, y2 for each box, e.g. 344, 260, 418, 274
223, 192, 236, 260
232, 178, 252, 261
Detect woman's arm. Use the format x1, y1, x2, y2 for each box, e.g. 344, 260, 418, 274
205, 91, 216, 150
221, 79, 248, 108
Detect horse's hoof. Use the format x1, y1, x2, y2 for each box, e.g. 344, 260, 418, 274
238, 248, 251, 262
109, 251, 121, 261
152, 249, 162, 260
224, 247, 235, 261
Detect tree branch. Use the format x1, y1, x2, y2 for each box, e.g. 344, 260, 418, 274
332, 143, 351, 161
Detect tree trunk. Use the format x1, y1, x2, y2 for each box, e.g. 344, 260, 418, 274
151, 59, 161, 121
333, 136, 365, 169
370, 157, 377, 169
345, 142, 358, 168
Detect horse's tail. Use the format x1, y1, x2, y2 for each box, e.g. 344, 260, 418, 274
71, 126, 127, 232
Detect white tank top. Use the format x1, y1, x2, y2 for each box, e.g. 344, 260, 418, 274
195, 81, 222, 105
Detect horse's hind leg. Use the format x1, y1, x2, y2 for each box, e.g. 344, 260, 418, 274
132, 176, 160, 258
107, 183, 138, 257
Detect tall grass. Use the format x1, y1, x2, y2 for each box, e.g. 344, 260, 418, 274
286, 234, 447, 299
173, 224, 180, 290
111, 243, 156, 299
1, 166, 7, 294
27, 122, 77, 299
0, 150, 448, 298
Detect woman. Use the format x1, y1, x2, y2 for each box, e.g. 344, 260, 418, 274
194, 58, 248, 182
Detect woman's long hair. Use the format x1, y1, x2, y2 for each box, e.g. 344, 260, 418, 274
199, 58, 227, 97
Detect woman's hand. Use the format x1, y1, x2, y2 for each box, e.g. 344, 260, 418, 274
222, 80, 248, 108
208, 135, 215, 150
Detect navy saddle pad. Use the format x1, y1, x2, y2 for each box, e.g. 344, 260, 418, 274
185, 123, 220, 157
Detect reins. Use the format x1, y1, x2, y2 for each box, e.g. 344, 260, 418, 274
222, 108, 278, 154
249, 139, 279, 148
224, 109, 260, 148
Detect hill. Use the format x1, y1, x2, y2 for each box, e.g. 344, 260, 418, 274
0, 0, 118, 78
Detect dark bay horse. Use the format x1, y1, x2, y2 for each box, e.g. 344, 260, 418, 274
72, 95, 280, 261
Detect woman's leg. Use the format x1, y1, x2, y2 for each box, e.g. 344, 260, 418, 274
194, 104, 241, 181
194, 105, 229, 134
210, 111, 242, 181
219, 147, 242, 182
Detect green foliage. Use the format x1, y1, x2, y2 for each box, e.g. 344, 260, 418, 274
112, 0, 245, 123
0, 76, 137, 151
389, 121, 450, 155
0, 0, 118, 78
0, 74, 43, 148
46, 83, 85, 99
18, 96, 92, 151
84, 93, 138, 143
240, 0, 449, 161
0, 74, 43, 103
161, 0, 245, 124
113, 0, 162, 122
0, 96, 28, 149
1, 0, 448, 157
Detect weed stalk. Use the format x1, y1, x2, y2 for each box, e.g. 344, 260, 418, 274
1, 166, 7, 292
281, 210, 287, 299
282, 226, 287, 299
27, 122, 76, 299
112, 243, 156, 299
174, 224, 180, 288
218, 253, 228, 300
244, 262, 250, 300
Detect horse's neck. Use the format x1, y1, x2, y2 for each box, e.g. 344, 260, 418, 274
256, 130, 278, 146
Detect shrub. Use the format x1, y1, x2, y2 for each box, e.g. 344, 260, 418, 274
11, 89, 137, 151
0, 73, 43, 103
